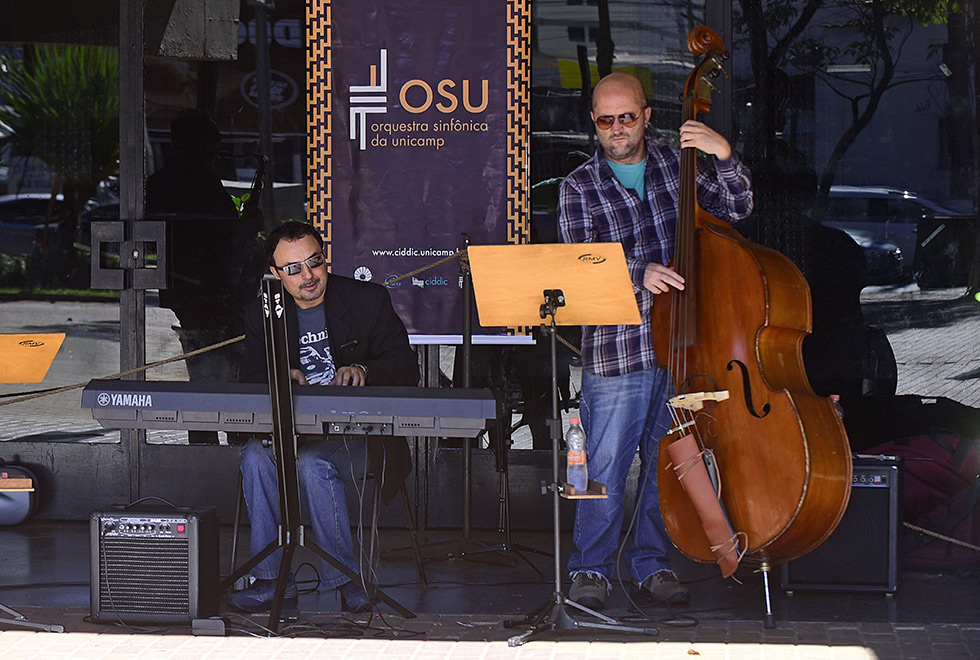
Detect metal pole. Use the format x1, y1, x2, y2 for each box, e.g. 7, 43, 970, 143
119, 0, 146, 500
252, 0, 276, 228
460, 234, 473, 537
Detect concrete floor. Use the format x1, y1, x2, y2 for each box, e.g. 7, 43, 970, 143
1, 518, 979, 654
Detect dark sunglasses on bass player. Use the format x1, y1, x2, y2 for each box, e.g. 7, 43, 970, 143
593, 112, 641, 129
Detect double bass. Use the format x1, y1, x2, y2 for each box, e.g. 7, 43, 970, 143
651, 27, 853, 581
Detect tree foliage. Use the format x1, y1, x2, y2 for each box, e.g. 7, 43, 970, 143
0, 45, 119, 204
884, 0, 967, 25
0, 45, 119, 284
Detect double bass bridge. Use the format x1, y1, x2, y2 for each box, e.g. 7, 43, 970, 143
666, 390, 730, 435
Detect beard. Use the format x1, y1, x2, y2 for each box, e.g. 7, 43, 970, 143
601, 133, 643, 162
296, 276, 324, 301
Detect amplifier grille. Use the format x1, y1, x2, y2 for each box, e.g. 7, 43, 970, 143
98, 538, 190, 614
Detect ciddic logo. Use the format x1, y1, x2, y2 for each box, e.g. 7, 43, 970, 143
413, 276, 449, 289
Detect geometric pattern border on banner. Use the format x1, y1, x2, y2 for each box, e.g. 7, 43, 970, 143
506, 0, 530, 245
306, 0, 332, 264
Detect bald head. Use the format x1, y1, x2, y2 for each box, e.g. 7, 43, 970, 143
590, 72, 651, 165
592, 72, 646, 112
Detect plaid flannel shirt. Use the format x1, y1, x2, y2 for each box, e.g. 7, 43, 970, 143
558, 137, 753, 377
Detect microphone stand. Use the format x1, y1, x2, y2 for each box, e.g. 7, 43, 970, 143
420, 236, 548, 573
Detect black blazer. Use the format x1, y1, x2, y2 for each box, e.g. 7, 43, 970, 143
241, 274, 419, 502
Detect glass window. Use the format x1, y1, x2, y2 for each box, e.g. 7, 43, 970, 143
730, 0, 978, 437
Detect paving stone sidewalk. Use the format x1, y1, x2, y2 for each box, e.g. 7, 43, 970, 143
2, 615, 979, 659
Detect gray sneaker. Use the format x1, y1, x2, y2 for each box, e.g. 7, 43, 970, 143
640, 570, 691, 605
568, 572, 608, 610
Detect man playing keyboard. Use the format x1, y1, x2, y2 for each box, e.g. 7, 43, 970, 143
230, 221, 418, 613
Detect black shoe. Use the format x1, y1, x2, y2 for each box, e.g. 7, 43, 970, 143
228, 575, 298, 613
338, 580, 373, 613
640, 570, 691, 605
568, 572, 608, 610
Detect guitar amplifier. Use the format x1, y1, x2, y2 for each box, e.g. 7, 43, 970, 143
781, 455, 901, 593
90, 506, 219, 624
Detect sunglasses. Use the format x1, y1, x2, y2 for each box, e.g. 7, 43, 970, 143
594, 112, 641, 130
273, 252, 325, 276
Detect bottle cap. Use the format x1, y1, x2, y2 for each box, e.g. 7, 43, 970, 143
569, 417, 580, 425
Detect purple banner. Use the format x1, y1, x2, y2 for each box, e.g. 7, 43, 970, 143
307, 0, 529, 336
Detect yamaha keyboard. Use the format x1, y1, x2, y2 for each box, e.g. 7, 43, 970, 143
81, 380, 501, 438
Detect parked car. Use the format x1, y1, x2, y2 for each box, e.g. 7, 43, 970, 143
824, 186, 975, 288
0, 193, 108, 256
841, 228, 907, 286
0, 193, 65, 256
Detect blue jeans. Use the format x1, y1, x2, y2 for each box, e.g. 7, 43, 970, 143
568, 367, 675, 585
240, 437, 366, 589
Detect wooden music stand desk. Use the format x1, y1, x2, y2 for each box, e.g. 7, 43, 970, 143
0, 333, 65, 383
468, 243, 640, 328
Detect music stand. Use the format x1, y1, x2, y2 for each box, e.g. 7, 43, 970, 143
0, 333, 65, 383
468, 243, 657, 644
220, 276, 413, 632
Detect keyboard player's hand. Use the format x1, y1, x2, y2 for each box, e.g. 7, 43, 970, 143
289, 369, 309, 386
331, 365, 367, 386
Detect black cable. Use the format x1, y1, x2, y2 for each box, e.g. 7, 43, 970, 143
293, 561, 321, 595
120, 495, 183, 510
609, 408, 701, 630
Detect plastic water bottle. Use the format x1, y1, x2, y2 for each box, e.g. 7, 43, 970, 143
565, 418, 588, 491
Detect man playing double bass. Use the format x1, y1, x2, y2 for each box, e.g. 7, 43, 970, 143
558, 72, 753, 609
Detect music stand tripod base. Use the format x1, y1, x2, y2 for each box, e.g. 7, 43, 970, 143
506, 595, 657, 646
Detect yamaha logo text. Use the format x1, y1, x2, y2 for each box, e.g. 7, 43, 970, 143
97, 392, 153, 408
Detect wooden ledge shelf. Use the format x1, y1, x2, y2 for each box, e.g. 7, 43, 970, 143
0, 476, 34, 492
560, 479, 608, 499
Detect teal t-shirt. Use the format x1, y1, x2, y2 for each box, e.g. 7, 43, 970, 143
607, 158, 646, 199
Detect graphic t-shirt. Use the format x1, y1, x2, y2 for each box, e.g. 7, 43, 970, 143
296, 303, 336, 385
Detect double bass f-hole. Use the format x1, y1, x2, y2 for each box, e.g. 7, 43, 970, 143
726, 360, 771, 419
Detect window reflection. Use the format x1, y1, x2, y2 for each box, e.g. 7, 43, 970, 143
529, 0, 979, 454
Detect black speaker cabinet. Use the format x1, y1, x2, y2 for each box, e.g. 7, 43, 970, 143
90, 506, 219, 624
781, 455, 901, 593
